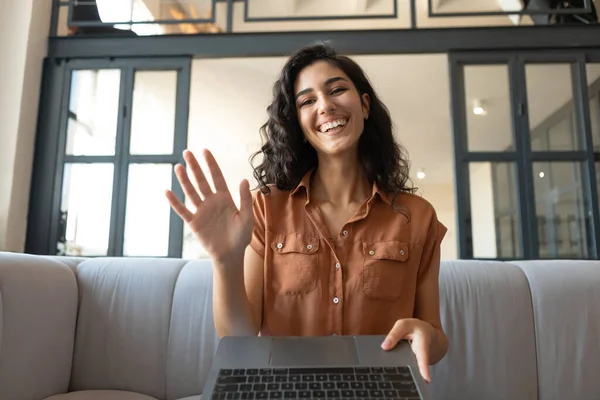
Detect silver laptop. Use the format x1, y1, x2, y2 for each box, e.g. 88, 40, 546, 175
202, 335, 432, 400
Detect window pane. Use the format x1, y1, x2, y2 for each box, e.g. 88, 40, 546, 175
431, 0, 521, 14
97, 0, 214, 23
533, 162, 591, 259
470, 162, 521, 258
586, 63, 600, 151
129, 71, 177, 155
59, 163, 114, 256
527, 64, 581, 151
494, 162, 513, 211
68, 0, 219, 36
66, 70, 121, 155
464, 65, 513, 152
246, 0, 395, 18
597, 163, 600, 210
123, 164, 172, 256
589, 97, 600, 153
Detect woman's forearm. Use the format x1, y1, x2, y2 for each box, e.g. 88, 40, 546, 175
212, 256, 259, 338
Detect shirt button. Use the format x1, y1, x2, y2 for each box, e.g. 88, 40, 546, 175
306, 244, 313, 250
277, 243, 283, 249
333, 297, 340, 304
332, 333, 338, 336
400, 250, 405, 256
342, 230, 348, 236
369, 250, 375, 255
335, 263, 341, 270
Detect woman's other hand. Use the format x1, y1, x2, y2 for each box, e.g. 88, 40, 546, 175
381, 318, 440, 384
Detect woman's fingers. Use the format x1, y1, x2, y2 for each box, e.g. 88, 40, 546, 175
239, 178, 253, 221
183, 150, 214, 198
203, 149, 231, 195
165, 189, 193, 223
174, 164, 203, 208
171, 150, 240, 223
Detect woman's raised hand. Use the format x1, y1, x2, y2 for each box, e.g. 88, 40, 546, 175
165, 149, 253, 263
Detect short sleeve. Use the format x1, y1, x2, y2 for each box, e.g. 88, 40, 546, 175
414, 212, 447, 330
417, 216, 447, 281
249, 190, 267, 258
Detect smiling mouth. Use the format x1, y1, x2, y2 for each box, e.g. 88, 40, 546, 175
319, 118, 348, 133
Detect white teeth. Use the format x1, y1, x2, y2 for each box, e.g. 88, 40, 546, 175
319, 119, 347, 133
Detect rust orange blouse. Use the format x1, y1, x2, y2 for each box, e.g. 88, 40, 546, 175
250, 169, 447, 337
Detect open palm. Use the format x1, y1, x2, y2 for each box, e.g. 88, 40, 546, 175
165, 149, 253, 262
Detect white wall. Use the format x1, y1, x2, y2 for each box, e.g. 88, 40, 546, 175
417, 183, 458, 261
185, 58, 283, 258
0, 0, 52, 251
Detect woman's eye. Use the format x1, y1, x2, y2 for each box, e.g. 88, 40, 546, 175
300, 99, 315, 107
331, 87, 346, 95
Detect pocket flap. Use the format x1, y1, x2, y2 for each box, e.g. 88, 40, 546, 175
363, 240, 409, 262
271, 234, 319, 254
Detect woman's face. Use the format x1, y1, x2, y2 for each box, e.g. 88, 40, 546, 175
294, 60, 370, 158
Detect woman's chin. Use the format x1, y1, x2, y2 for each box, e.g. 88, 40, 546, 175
315, 140, 360, 158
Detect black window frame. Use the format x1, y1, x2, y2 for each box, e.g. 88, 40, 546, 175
27, 57, 191, 257
450, 49, 600, 260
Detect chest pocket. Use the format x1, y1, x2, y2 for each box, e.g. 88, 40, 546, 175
270, 234, 319, 295
362, 240, 411, 301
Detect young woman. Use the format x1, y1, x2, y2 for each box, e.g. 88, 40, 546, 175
166, 43, 448, 383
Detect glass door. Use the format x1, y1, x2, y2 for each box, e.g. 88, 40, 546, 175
522, 56, 598, 259
57, 68, 121, 256
40, 58, 190, 257
449, 51, 600, 260
449, 53, 525, 260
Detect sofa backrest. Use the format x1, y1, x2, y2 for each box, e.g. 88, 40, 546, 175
68, 257, 219, 400
2, 252, 599, 400
514, 260, 600, 400
429, 260, 539, 400
0, 252, 78, 400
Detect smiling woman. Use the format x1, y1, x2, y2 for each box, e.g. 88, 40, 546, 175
166, 43, 449, 383
250, 44, 414, 196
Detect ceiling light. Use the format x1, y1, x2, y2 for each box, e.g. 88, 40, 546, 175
539, 172, 545, 178
417, 170, 426, 180
472, 100, 487, 116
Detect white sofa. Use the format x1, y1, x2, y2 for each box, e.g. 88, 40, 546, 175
0, 251, 599, 400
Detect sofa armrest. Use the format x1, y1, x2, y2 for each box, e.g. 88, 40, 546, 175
0, 252, 78, 400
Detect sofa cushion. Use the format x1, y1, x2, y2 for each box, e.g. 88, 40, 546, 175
430, 260, 538, 400
44, 390, 158, 400
166, 260, 220, 400
514, 260, 600, 400
0, 252, 78, 400
69, 258, 187, 399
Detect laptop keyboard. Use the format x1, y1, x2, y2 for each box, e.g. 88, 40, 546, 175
211, 366, 422, 399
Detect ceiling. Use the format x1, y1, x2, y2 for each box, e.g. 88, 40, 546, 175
92, 0, 538, 36
189, 55, 600, 190
95, 0, 600, 35
221, 0, 522, 32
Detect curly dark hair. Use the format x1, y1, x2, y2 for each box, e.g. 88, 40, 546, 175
250, 42, 415, 196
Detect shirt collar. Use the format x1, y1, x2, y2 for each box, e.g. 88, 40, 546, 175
289, 168, 314, 203
290, 168, 393, 205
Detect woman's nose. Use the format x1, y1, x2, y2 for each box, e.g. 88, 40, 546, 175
317, 95, 335, 115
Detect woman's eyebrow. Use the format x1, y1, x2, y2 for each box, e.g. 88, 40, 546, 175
295, 76, 348, 100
